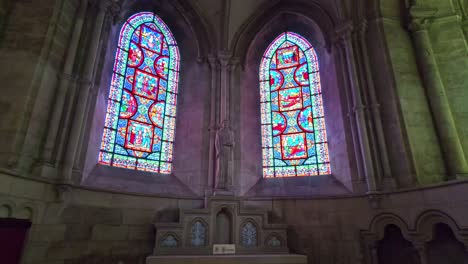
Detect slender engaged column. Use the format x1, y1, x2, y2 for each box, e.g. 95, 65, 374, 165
41, 0, 88, 166
333, 42, 365, 183
413, 241, 428, 264
207, 56, 220, 192
337, 24, 378, 192
358, 21, 393, 186
62, 1, 108, 182
409, 6, 468, 178
218, 52, 231, 124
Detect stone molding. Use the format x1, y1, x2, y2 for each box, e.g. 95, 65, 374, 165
360, 210, 468, 263
152, 197, 289, 256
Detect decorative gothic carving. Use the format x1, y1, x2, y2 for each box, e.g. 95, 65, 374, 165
160, 233, 179, 248
240, 221, 258, 247
190, 220, 207, 247
152, 197, 289, 255
266, 234, 282, 247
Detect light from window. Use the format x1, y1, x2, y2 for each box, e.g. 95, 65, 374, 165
98, 12, 179, 174
260, 32, 330, 178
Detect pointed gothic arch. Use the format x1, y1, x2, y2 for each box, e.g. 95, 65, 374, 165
260, 32, 330, 178
98, 12, 180, 174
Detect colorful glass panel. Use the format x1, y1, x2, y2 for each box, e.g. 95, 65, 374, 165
241, 221, 257, 247
260, 32, 330, 178
99, 12, 179, 174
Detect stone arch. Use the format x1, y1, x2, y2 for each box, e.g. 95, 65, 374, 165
234, 0, 359, 195
367, 213, 412, 241
120, 0, 213, 61
187, 217, 208, 247
81, 0, 212, 196
231, 0, 337, 66
415, 210, 468, 246
14, 206, 34, 221
214, 207, 234, 244
0, 204, 12, 218
265, 232, 284, 247
239, 218, 259, 247
159, 232, 181, 248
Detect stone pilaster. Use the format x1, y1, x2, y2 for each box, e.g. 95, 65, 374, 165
62, 0, 115, 183
39, 0, 89, 178
335, 22, 378, 193
409, 5, 468, 178
356, 20, 395, 189
207, 55, 220, 193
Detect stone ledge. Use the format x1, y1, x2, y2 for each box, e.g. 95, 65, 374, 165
146, 254, 307, 264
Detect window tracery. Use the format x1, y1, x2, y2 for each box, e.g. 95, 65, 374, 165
98, 12, 179, 174
260, 32, 330, 178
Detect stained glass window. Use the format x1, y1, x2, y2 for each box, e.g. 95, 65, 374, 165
241, 221, 257, 247
190, 220, 207, 247
260, 32, 330, 178
98, 12, 179, 174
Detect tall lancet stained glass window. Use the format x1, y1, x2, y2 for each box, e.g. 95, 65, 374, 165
98, 12, 179, 174
260, 32, 330, 178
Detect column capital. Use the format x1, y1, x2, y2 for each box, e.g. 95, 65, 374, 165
333, 21, 354, 45
408, 5, 437, 32
207, 55, 220, 70
89, 0, 121, 17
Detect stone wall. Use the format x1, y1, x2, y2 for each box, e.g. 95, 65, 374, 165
379, 0, 446, 184
0, 0, 467, 264
2, 170, 467, 264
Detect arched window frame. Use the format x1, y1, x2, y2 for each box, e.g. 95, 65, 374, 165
260, 32, 330, 178
98, 12, 180, 174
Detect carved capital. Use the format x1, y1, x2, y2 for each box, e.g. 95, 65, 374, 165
218, 51, 232, 68
227, 57, 241, 72
56, 184, 73, 203
333, 21, 354, 46
357, 20, 368, 36
367, 193, 382, 209
89, 0, 121, 23
408, 5, 437, 32
207, 55, 220, 70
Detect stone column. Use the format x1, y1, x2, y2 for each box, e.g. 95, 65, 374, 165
413, 241, 429, 264
409, 6, 468, 178
40, 0, 89, 173
207, 55, 220, 193
336, 23, 378, 192
62, 0, 110, 182
333, 41, 365, 184
218, 52, 232, 124
0, 0, 13, 36
357, 20, 394, 188
212, 53, 238, 195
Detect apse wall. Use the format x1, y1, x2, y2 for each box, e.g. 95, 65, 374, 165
0, 0, 467, 264
81, 0, 212, 196
235, 9, 356, 196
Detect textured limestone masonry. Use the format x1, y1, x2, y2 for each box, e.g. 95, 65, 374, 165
146, 255, 307, 264
2, 172, 468, 264
0, 0, 468, 264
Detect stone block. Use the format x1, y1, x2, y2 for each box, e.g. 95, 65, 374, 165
46, 242, 88, 260
10, 177, 45, 199
122, 209, 154, 225
128, 225, 154, 241
84, 207, 122, 225
65, 224, 92, 241
29, 224, 66, 242
0, 173, 12, 194
21, 242, 49, 263
91, 224, 128, 241
61, 206, 85, 224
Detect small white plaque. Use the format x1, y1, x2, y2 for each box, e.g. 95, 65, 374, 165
213, 244, 236, 255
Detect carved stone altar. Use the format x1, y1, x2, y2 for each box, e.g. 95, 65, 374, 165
146, 196, 307, 264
